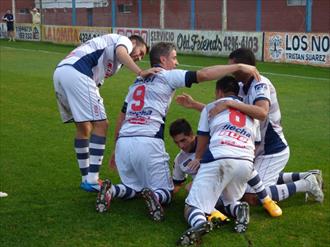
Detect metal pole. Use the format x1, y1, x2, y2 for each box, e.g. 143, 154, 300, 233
160, 0, 164, 29
256, 0, 261, 31
138, 0, 142, 28
222, 0, 227, 31
11, 0, 15, 20
72, 0, 76, 26
306, 0, 312, 32
112, 0, 116, 29
190, 0, 195, 30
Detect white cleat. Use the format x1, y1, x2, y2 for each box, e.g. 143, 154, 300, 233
305, 174, 324, 203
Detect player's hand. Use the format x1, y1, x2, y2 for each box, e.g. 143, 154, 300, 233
187, 159, 200, 173
109, 153, 117, 172
238, 64, 261, 81
208, 101, 229, 118
176, 93, 195, 109
139, 67, 162, 78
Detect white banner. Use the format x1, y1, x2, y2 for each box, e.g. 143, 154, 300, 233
264, 32, 330, 67
114, 27, 263, 60
15, 23, 41, 41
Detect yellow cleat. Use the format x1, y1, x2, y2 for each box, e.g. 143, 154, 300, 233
263, 196, 282, 217
207, 210, 230, 228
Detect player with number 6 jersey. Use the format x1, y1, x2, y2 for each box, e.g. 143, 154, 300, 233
96, 42, 261, 221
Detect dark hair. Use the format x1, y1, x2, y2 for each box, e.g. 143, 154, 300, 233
229, 48, 256, 66
169, 118, 193, 137
216, 76, 239, 96
129, 35, 149, 53
149, 42, 176, 67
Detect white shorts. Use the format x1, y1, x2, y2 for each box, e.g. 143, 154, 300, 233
246, 146, 290, 193
53, 65, 107, 123
115, 136, 174, 192
186, 159, 253, 214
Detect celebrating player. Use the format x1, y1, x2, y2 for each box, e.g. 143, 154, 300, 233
53, 34, 161, 192
177, 76, 257, 245
177, 48, 324, 207
95, 42, 261, 221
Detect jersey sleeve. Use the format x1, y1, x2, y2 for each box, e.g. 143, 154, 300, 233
116, 35, 133, 54
252, 78, 271, 105
163, 69, 197, 89
197, 106, 210, 136
172, 155, 187, 184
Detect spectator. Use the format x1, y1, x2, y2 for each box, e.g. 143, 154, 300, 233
2, 10, 15, 42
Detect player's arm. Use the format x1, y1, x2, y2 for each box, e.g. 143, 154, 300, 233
187, 135, 209, 172
209, 99, 269, 121
196, 63, 261, 83
176, 93, 205, 112
116, 46, 161, 78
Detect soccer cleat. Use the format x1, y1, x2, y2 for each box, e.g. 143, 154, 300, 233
263, 196, 282, 217
304, 174, 324, 203
96, 179, 112, 213
141, 188, 164, 221
305, 170, 323, 202
176, 221, 212, 246
80, 180, 102, 192
234, 202, 250, 233
207, 210, 230, 228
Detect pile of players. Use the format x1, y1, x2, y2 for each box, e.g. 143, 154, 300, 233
53, 34, 324, 246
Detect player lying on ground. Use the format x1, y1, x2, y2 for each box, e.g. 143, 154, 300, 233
177, 76, 257, 246
95, 42, 261, 221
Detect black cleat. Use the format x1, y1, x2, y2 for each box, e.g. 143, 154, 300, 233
141, 188, 164, 221
234, 202, 250, 233
96, 179, 112, 213
176, 221, 212, 246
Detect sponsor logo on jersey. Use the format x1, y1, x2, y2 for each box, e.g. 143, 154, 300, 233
219, 124, 251, 143
105, 62, 113, 78
254, 83, 267, 94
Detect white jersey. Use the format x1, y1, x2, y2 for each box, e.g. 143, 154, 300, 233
172, 148, 196, 183
238, 75, 287, 156
197, 96, 257, 163
57, 34, 133, 86
119, 69, 192, 139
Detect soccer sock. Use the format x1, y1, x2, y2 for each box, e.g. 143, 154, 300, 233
277, 172, 308, 184
186, 206, 207, 227
87, 134, 106, 184
247, 169, 268, 203
110, 184, 137, 199
154, 188, 172, 204
224, 202, 240, 218
266, 180, 308, 201
74, 138, 89, 182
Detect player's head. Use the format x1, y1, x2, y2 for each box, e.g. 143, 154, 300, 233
149, 42, 178, 70
32, 8, 38, 12
169, 118, 195, 153
129, 35, 148, 62
215, 75, 239, 99
228, 48, 256, 82
6, 10, 11, 14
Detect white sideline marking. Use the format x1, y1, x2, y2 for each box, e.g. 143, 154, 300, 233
2, 46, 329, 81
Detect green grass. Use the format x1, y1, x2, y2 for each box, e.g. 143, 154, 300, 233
0, 40, 329, 247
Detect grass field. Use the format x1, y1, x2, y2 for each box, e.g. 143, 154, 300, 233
0, 40, 329, 247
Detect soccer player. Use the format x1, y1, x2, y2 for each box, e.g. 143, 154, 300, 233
177, 76, 257, 245
95, 42, 261, 221
177, 48, 324, 207
169, 117, 281, 218
53, 34, 161, 192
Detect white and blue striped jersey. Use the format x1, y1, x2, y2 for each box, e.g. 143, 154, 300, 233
197, 96, 257, 163
57, 34, 133, 86
119, 69, 195, 139
238, 75, 287, 156
172, 148, 197, 184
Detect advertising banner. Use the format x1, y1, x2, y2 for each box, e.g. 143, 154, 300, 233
14, 23, 41, 41
114, 28, 263, 60
42, 25, 111, 44
0, 23, 7, 39
264, 32, 330, 67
